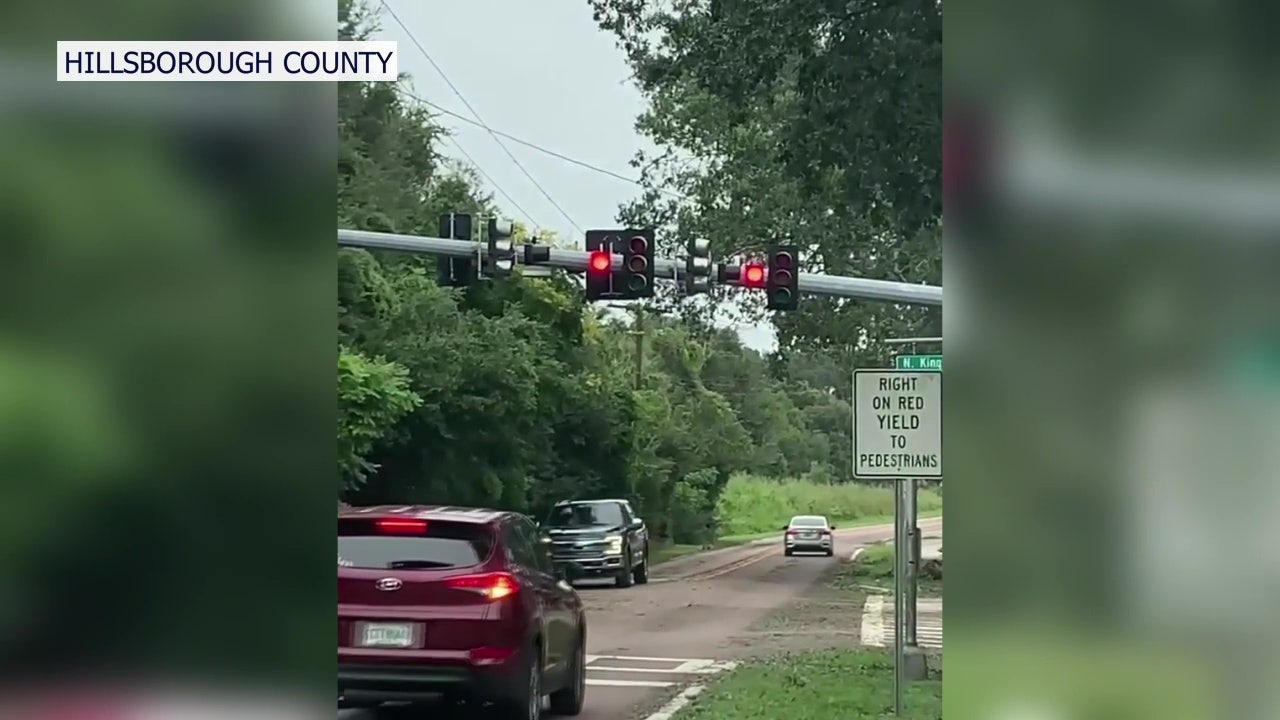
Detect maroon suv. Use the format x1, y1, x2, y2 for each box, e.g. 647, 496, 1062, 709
338, 505, 587, 719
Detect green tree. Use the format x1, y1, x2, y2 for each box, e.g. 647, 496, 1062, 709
589, 0, 941, 366
337, 347, 420, 494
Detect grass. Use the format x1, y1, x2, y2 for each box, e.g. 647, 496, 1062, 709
649, 512, 942, 567
837, 543, 942, 595
715, 474, 942, 537
675, 649, 941, 719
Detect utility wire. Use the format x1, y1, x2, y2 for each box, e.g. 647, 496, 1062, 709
399, 87, 685, 200
380, 0, 584, 233
441, 135, 540, 227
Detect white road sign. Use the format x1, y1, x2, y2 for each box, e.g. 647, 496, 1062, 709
853, 370, 942, 479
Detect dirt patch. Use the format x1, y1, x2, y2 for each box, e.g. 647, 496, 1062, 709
728, 558, 875, 656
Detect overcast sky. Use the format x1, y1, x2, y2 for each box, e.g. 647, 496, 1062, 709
374, 0, 776, 352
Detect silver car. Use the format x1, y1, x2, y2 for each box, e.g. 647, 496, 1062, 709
782, 515, 835, 556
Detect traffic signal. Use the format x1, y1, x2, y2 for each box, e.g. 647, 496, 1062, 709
588, 250, 611, 273
684, 238, 712, 295
741, 261, 766, 289
486, 217, 516, 277
620, 229, 655, 298
436, 213, 475, 287
584, 230, 616, 302
765, 244, 799, 311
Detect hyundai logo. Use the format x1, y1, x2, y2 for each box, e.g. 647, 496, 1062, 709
375, 578, 403, 591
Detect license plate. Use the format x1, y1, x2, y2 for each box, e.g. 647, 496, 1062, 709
359, 622, 415, 648
801, 532, 817, 539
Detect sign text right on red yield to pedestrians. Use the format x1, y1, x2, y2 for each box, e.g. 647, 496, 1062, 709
852, 370, 942, 479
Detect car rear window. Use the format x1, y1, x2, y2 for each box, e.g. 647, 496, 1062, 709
791, 516, 827, 527
338, 519, 494, 570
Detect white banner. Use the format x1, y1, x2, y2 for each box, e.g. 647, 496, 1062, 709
57, 41, 398, 82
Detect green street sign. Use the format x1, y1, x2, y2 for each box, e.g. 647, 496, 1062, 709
895, 354, 942, 371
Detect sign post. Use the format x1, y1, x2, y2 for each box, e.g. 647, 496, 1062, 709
888, 355, 940, 652
853, 370, 942, 716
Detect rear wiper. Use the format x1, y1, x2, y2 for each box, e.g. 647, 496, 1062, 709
386, 560, 453, 569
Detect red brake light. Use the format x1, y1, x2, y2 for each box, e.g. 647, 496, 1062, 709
377, 518, 427, 534
445, 572, 520, 601
742, 263, 766, 287
588, 250, 611, 273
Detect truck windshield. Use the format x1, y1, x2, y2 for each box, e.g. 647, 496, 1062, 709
547, 503, 624, 528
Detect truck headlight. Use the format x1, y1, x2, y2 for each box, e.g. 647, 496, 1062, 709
605, 535, 623, 555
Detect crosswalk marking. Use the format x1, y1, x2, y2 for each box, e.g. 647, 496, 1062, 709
859, 595, 943, 650
588, 654, 719, 665
584, 654, 739, 688
860, 595, 886, 646
587, 678, 676, 688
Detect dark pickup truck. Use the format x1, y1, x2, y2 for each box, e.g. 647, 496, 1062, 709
540, 499, 649, 588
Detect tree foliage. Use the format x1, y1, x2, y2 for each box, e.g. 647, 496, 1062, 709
588, 0, 942, 366
336, 0, 930, 537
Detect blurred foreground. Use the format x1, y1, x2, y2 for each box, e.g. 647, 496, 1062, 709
947, 1, 1280, 718
0, 0, 337, 713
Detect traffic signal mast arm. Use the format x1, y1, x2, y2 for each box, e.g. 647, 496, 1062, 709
338, 228, 942, 307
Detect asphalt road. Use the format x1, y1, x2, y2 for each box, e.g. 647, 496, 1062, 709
339, 517, 942, 720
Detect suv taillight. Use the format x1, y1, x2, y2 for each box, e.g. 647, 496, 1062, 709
445, 572, 519, 601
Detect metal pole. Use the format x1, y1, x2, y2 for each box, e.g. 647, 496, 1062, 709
337, 229, 943, 306
883, 337, 943, 345
632, 310, 644, 391
893, 481, 908, 716
904, 481, 918, 649
904, 341, 920, 650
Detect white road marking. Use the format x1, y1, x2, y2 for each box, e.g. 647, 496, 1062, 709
860, 595, 944, 649
859, 594, 885, 646
587, 678, 677, 688
588, 661, 738, 676
642, 684, 706, 720
588, 654, 717, 664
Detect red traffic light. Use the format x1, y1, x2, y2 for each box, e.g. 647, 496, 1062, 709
588, 250, 611, 273
742, 262, 766, 288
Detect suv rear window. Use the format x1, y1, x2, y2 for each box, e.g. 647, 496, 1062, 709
338, 519, 494, 570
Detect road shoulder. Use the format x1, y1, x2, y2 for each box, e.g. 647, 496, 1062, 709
631, 550, 943, 719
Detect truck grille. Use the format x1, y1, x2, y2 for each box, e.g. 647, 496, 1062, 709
551, 539, 606, 559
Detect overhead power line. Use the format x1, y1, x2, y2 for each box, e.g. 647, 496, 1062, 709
379, 0, 583, 233
398, 87, 685, 200
441, 135, 540, 227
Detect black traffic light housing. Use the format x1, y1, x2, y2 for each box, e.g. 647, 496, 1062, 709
485, 217, 516, 277
765, 244, 799, 311
620, 228, 655, 298
685, 237, 712, 295
437, 213, 475, 287
584, 229, 617, 302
